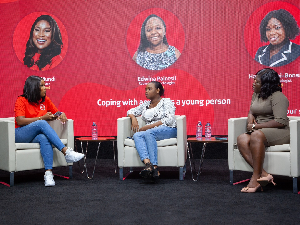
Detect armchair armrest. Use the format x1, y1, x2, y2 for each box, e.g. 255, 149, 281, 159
0, 120, 16, 172
48, 119, 74, 149
176, 115, 187, 165
289, 119, 300, 177
117, 117, 132, 166
228, 117, 247, 170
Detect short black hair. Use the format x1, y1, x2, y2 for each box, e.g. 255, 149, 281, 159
21, 76, 45, 103
259, 9, 299, 42
256, 68, 282, 99
149, 81, 164, 96
138, 14, 169, 52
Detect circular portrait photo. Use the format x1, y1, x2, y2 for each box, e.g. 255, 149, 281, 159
13, 12, 68, 71
244, 2, 300, 67
127, 8, 185, 71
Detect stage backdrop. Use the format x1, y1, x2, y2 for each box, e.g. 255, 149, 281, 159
1, 0, 300, 136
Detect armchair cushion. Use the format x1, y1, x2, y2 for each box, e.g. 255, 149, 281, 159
266, 144, 290, 152
15, 139, 68, 150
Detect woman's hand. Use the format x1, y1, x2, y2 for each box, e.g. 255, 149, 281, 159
128, 114, 139, 132
58, 112, 67, 124
247, 113, 257, 131
131, 120, 139, 132
41, 112, 56, 121
247, 123, 255, 131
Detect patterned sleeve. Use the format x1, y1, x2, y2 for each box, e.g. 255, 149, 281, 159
271, 92, 289, 126
127, 100, 149, 117
161, 99, 176, 127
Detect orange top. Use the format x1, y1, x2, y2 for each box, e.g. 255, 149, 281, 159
30, 53, 63, 71
14, 96, 58, 128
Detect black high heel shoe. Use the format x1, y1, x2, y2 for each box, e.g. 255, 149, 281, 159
152, 167, 160, 180
139, 162, 153, 178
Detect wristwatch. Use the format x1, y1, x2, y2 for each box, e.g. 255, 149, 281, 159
252, 124, 256, 130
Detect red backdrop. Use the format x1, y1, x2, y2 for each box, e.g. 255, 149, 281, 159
1, 0, 300, 136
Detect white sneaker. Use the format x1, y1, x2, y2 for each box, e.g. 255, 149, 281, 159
44, 171, 55, 187
65, 147, 84, 163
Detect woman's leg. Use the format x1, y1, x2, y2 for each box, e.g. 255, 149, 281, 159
15, 120, 83, 166
237, 133, 253, 166
247, 130, 267, 187
32, 134, 54, 170
15, 120, 65, 151
133, 131, 150, 163
237, 133, 268, 181
143, 126, 177, 165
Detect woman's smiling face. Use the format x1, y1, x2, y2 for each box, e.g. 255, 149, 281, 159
145, 17, 166, 46
32, 20, 52, 53
266, 18, 286, 46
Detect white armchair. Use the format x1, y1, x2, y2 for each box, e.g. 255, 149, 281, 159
228, 116, 300, 193
117, 115, 187, 180
0, 118, 74, 186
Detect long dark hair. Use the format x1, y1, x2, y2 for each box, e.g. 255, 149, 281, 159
21, 76, 45, 104
137, 14, 169, 52
23, 15, 63, 70
257, 68, 282, 99
149, 81, 165, 96
259, 9, 299, 42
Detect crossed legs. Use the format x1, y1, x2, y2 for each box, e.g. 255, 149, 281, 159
237, 130, 268, 188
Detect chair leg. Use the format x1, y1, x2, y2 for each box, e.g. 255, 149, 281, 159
119, 168, 124, 181
179, 167, 184, 180
293, 177, 298, 194
230, 170, 233, 185
10, 172, 14, 187
69, 165, 73, 179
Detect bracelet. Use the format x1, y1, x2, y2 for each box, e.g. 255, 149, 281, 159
38, 116, 41, 120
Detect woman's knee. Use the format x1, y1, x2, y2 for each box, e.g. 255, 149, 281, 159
35, 120, 50, 127
250, 130, 266, 144
34, 134, 49, 143
133, 131, 144, 139
237, 134, 250, 146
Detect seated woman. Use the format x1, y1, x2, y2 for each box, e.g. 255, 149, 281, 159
127, 81, 177, 179
23, 15, 63, 71
255, 9, 300, 67
15, 76, 84, 186
237, 68, 289, 193
133, 14, 181, 70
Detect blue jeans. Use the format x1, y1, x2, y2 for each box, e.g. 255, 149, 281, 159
15, 120, 66, 170
133, 125, 177, 165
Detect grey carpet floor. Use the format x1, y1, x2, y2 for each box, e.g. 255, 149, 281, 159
0, 159, 300, 225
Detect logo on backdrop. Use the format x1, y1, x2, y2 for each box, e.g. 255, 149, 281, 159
13, 12, 68, 71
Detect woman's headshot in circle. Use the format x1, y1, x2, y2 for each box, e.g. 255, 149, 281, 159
255, 9, 300, 67
133, 14, 181, 70
23, 15, 63, 71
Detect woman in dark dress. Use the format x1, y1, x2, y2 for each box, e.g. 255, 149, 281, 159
237, 68, 289, 193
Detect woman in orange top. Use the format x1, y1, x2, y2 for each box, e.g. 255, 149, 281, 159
23, 15, 63, 71
14, 76, 83, 186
